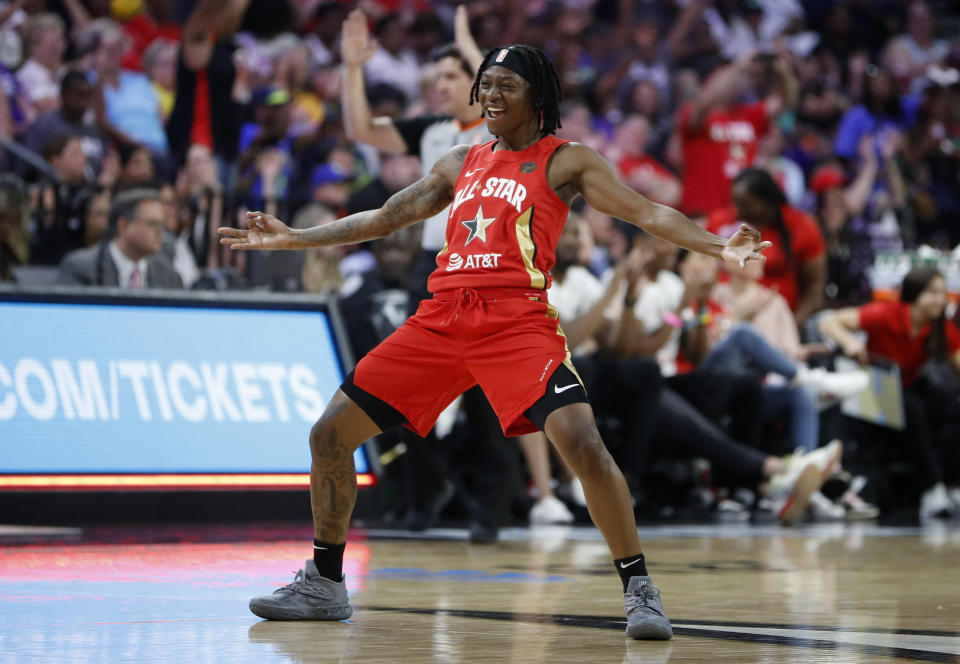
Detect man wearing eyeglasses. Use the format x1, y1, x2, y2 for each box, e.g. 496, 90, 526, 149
56, 188, 183, 289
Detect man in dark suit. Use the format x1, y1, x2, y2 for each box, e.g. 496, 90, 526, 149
56, 188, 183, 289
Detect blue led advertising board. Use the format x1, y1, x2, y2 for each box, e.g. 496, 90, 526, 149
0, 292, 369, 476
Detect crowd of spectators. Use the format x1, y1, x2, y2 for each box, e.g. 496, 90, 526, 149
1, 0, 959, 527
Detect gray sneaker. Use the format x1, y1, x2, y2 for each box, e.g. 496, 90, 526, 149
249, 560, 353, 621
624, 576, 673, 640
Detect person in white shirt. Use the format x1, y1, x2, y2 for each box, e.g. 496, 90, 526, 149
362, 14, 422, 104
882, 0, 950, 92
16, 13, 65, 116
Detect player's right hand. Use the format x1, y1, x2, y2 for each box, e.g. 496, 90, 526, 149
340, 9, 377, 67
218, 212, 297, 251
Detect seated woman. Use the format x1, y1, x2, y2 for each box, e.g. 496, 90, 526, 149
819, 266, 960, 518
551, 219, 838, 525
676, 251, 868, 453
673, 252, 873, 520
713, 254, 830, 363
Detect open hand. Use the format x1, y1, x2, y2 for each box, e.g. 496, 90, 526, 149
721, 224, 772, 269
454, 5, 471, 47
453, 5, 483, 68
218, 211, 297, 250
340, 9, 377, 67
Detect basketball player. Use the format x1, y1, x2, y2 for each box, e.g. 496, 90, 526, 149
342, 8, 510, 539
219, 45, 770, 640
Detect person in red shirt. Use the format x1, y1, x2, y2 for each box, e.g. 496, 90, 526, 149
219, 45, 769, 639
675, 50, 797, 215
610, 115, 681, 207
819, 266, 960, 518
707, 167, 827, 324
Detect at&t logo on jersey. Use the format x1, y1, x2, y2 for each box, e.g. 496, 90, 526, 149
445, 252, 503, 271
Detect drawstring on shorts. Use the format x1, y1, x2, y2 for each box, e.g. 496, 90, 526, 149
434, 287, 545, 327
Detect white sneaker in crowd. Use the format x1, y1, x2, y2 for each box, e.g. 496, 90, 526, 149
808, 490, 845, 521
566, 477, 588, 508
786, 440, 844, 480
839, 475, 880, 520
920, 483, 956, 520
841, 491, 881, 520
766, 462, 824, 525
793, 366, 869, 400
529, 495, 575, 524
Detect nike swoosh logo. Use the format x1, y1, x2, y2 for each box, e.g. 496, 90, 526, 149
554, 383, 579, 394
464, 168, 482, 177
619, 559, 643, 569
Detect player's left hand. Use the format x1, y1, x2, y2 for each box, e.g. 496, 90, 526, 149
218, 212, 296, 250
721, 224, 772, 269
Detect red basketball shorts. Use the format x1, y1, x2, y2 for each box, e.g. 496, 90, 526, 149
351, 287, 575, 437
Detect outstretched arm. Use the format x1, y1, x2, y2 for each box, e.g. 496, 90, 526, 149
687, 51, 753, 129
453, 5, 484, 73
219, 147, 464, 250
182, 0, 250, 70
555, 144, 770, 266
767, 54, 798, 117
340, 8, 407, 153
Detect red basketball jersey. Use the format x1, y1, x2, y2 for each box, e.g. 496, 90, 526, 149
428, 136, 572, 293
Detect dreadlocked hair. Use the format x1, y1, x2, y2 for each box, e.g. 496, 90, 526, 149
733, 168, 793, 265
469, 45, 563, 137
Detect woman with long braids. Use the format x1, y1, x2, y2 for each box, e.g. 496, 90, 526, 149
219, 45, 771, 640
706, 167, 828, 325
819, 266, 960, 518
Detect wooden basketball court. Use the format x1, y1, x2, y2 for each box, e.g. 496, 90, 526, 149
1, 522, 958, 662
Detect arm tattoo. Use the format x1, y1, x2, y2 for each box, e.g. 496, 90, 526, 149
295, 172, 454, 248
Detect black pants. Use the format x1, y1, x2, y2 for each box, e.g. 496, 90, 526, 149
575, 355, 767, 486
652, 388, 767, 485
902, 378, 960, 486
665, 372, 766, 452
574, 354, 662, 473
846, 377, 959, 506
446, 385, 522, 527
406, 249, 437, 316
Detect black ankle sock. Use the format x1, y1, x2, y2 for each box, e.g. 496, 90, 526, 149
614, 553, 648, 592
313, 539, 346, 581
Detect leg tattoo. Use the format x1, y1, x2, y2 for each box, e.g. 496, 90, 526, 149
310, 402, 358, 543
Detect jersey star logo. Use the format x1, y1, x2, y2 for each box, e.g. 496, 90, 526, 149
460, 206, 497, 246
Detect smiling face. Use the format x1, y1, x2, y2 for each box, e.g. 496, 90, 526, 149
477, 65, 535, 138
